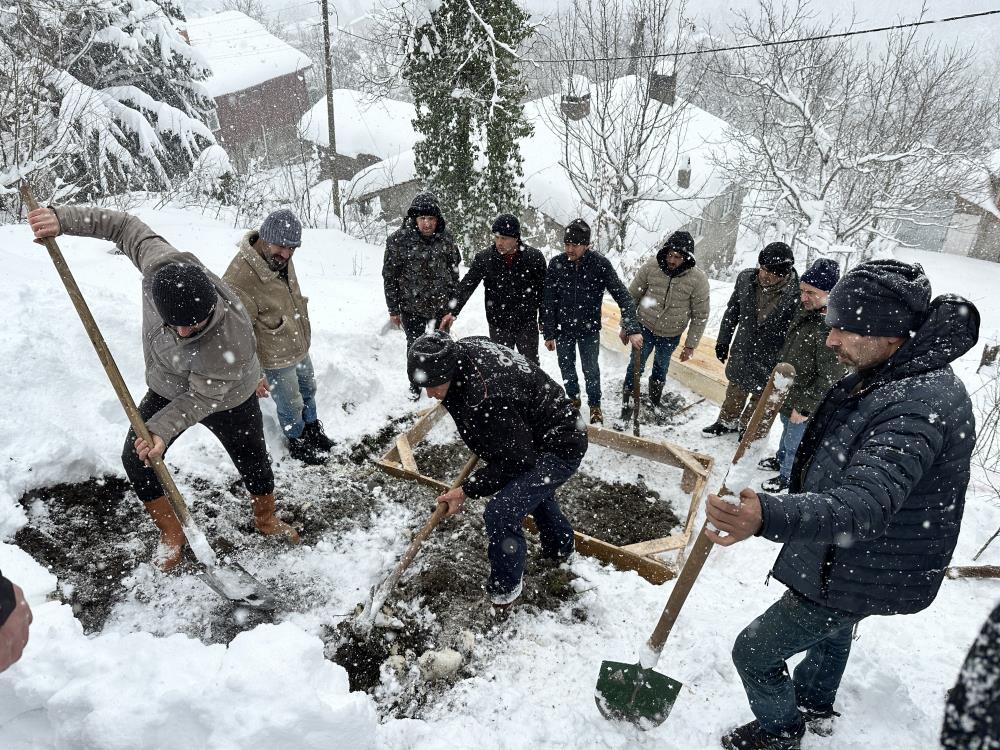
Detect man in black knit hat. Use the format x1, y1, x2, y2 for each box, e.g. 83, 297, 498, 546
441, 213, 547, 364
408, 332, 587, 609
704, 241, 800, 436
28, 206, 299, 572
703, 259, 977, 750
382, 192, 461, 399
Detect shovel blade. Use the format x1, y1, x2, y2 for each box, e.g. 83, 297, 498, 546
197, 561, 276, 611
595, 660, 682, 729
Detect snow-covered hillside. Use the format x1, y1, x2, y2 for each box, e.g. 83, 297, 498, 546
0, 204, 997, 749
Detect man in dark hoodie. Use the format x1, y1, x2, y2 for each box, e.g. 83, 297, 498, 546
621, 230, 711, 410
407, 332, 588, 608
704, 242, 800, 436
382, 192, 462, 397
703, 260, 978, 750
441, 213, 547, 364
0, 570, 30, 672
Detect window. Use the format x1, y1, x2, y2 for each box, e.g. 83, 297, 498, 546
721, 189, 740, 218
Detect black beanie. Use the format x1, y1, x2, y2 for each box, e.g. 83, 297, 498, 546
564, 218, 591, 245
407, 332, 458, 387
800, 258, 840, 293
491, 213, 520, 238
826, 259, 931, 338
759, 242, 795, 273
663, 230, 695, 257
407, 192, 442, 220
151, 263, 218, 327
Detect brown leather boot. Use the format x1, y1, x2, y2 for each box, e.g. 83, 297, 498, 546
144, 496, 186, 571
251, 494, 300, 544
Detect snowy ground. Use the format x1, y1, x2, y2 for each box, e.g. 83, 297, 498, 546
0, 204, 998, 749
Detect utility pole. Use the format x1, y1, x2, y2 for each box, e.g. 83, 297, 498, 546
320, 0, 342, 218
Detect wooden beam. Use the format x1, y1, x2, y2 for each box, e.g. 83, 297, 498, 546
946, 565, 1000, 580
620, 533, 689, 556
587, 426, 708, 478
396, 435, 418, 473
406, 403, 450, 446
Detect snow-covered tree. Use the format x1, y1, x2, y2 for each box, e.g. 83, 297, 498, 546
0, 0, 217, 210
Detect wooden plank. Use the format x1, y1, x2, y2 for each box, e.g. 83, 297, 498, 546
682, 471, 709, 538
406, 403, 450, 446
396, 435, 418, 473
587, 426, 707, 479
621, 533, 689, 556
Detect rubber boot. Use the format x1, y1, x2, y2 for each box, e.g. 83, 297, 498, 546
144, 495, 186, 572
251, 494, 301, 544
303, 420, 334, 453
649, 379, 665, 408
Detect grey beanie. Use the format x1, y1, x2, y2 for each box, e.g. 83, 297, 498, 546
826, 259, 931, 338
259, 209, 302, 248
407, 332, 458, 387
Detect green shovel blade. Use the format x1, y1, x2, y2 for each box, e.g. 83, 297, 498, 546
595, 660, 682, 729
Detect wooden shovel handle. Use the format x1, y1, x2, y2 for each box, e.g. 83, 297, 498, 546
632, 346, 641, 436
645, 362, 796, 653
19, 183, 196, 531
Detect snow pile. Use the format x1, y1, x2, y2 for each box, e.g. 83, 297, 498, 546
298, 90, 422, 159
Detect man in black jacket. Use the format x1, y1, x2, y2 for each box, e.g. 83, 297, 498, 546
408, 332, 588, 608
942, 600, 1000, 749
382, 192, 462, 397
441, 214, 546, 364
0, 570, 31, 672
541, 219, 642, 425
704, 260, 978, 750
704, 242, 799, 436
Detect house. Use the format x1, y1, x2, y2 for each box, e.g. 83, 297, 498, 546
298, 90, 421, 181
184, 11, 313, 170
942, 152, 1000, 262
344, 75, 746, 270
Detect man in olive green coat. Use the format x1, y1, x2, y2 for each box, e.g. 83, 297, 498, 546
621, 230, 711, 409
760, 258, 848, 491
223, 209, 333, 465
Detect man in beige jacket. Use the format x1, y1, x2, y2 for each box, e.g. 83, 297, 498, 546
223, 210, 332, 465
620, 230, 711, 411
27, 206, 300, 571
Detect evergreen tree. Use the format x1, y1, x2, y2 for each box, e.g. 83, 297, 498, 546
404, 0, 533, 257
0, 0, 216, 203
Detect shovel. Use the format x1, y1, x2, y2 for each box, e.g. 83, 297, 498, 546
353, 453, 480, 634
21, 182, 275, 611
595, 362, 797, 727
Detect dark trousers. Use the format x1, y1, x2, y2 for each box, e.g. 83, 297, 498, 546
555, 332, 602, 405
732, 590, 866, 735
122, 390, 274, 502
400, 313, 444, 349
489, 321, 540, 365
718, 380, 762, 430
483, 453, 577, 597
623, 325, 681, 390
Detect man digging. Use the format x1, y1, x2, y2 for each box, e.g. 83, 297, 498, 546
28, 206, 300, 571
407, 331, 588, 610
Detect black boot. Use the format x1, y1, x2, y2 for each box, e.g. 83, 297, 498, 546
721, 719, 804, 749
799, 705, 839, 737
757, 456, 781, 471
761, 475, 789, 492
303, 420, 334, 453
702, 420, 739, 436
648, 379, 665, 408
288, 435, 326, 465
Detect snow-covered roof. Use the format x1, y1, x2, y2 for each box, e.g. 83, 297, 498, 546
185, 11, 312, 98
298, 90, 421, 160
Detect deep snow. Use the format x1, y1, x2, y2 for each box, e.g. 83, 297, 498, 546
0, 204, 998, 749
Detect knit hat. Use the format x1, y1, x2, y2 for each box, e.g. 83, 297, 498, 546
259, 209, 301, 248
564, 218, 591, 245
491, 213, 521, 238
800, 258, 841, 293
826, 259, 932, 338
407, 192, 442, 220
759, 242, 795, 273
151, 263, 218, 327
407, 332, 458, 387
663, 230, 695, 257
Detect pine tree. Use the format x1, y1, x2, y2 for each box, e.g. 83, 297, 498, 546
404, 0, 533, 257
0, 0, 217, 203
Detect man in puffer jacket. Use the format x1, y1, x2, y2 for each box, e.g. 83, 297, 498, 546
621, 230, 710, 410
703, 260, 978, 750
382, 192, 461, 398
942, 600, 1000, 749
28, 206, 300, 572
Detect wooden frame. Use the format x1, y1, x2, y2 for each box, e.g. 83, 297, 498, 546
375, 404, 714, 585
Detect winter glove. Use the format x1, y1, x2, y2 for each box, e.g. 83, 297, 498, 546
715, 341, 728, 364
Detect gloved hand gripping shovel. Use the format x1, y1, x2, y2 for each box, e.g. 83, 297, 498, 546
20, 182, 274, 611
595, 362, 796, 727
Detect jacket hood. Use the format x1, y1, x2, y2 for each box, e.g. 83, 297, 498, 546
883, 294, 979, 380
404, 192, 447, 234
656, 245, 696, 277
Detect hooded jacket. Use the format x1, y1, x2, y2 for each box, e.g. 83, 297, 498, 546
382, 194, 461, 319
628, 248, 711, 346
758, 294, 979, 616
540, 250, 640, 340
777, 306, 847, 417
54, 207, 261, 444
450, 242, 547, 330
441, 337, 588, 498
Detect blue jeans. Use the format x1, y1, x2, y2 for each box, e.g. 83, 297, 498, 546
483, 453, 577, 597
775, 413, 809, 482
264, 355, 318, 440
623, 326, 680, 389
556, 333, 601, 405
732, 590, 866, 735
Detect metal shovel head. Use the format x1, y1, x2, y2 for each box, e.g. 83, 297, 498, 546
197, 561, 276, 611
595, 660, 682, 729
